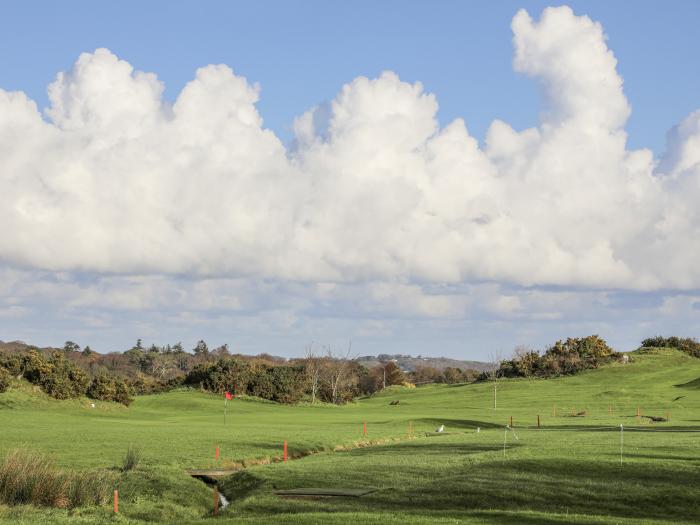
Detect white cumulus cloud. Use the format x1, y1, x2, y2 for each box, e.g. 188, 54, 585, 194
1, 3, 700, 337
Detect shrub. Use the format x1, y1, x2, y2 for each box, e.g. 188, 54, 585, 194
640, 336, 700, 358
0, 449, 112, 508
0, 367, 10, 393
186, 358, 251, 394
23, 351, 90, 400
489, 335, 620, 380
88, 374, 133, 406
0, 354, 23, 377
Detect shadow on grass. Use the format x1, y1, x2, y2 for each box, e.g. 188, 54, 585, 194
414, 417, 504, 430
261, 443, 700, 522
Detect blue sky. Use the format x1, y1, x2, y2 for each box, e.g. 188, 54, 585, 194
2, 1, 699, 154
1, 2, 700, 359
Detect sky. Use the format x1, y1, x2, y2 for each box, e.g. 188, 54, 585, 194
1, 1, 700, 359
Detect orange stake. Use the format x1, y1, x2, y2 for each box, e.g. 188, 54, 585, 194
283, 440, 288, 462
215, 446, 220, 461
114, 490, 119, 514
363, 421, 367, 435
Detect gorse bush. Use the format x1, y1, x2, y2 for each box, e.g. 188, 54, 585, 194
0, 367, 10, 393
186, 358, 306, 403
492, 335, 620, 379
18, 350, 89, 400
641, 336, 700, 358
88, 373, 133, 406
0, 449, 112, 508
0, 350, 132, 404
122, 444, 141, 472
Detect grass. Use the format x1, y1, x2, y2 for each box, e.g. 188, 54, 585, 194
0, 449, 113, 509
0, 347, 698, 523
121, 445, 141, 473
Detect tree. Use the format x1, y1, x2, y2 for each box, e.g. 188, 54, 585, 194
212, 344, 230, 357
303, 342, 323, 404
81, 346, 94, 356
411, 366, 442, 385
193, 340, 209, 357
146, 352, 175, 379
324, 341, 357, 404
383, 361, 405, 386
63, 341, 80, 353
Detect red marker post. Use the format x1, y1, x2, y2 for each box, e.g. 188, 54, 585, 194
363, 421, 367, 436
224, 391, 233, 425
215, 446, 220, 461
114, 490, 119, 514
283, 440, 288, 462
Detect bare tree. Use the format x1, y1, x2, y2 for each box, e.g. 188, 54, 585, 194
487, 350, 503, 410
149, 352, 174, 379
304, 342, 323, 404
325, 341, 357, 404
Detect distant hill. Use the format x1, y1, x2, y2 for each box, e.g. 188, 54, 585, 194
356, 354, 489, 372
0, 340, 60, 354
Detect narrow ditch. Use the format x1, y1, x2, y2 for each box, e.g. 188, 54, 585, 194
189, 473, 231, 512
187, 433, 423, 513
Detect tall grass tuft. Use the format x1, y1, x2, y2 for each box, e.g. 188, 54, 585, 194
0, 449, 112, 508
122, 444, 141, 472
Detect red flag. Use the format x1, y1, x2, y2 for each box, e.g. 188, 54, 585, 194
225, 391, 232, 400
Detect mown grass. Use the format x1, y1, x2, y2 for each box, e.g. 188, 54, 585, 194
0, 347, 698, 523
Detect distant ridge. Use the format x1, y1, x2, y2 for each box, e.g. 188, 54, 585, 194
356, 354, 489, 372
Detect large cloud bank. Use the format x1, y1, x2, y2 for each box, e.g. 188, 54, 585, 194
2, 5, 700, 294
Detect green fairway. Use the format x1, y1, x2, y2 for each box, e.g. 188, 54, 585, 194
1, 347, 699, 524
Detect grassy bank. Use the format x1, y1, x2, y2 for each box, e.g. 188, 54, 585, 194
0, 347, 698, 523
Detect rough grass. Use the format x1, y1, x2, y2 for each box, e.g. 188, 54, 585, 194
121, 444, 141, 472
0, 347, 698, 523
0, 449, 112, 508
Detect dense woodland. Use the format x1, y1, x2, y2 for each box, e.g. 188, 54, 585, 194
2, 334, 698, 405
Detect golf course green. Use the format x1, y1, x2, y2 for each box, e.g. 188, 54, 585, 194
1, 347, 698, 524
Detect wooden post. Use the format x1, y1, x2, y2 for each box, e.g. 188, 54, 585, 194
213, 487, 219, 516
283, 440, 288, 462
537, 415, 540, 428
113, 490, 119, 514
636, 406, 640, 417
609, 405, 612, 416
509, 415, 513, 427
